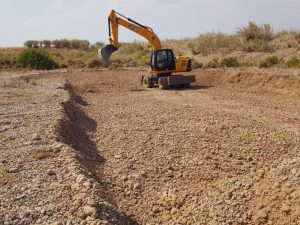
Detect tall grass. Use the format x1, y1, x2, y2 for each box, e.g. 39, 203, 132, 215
110, 42, 151, 67
242, 39, 273, 52
238, 22, 273, 41
0, 53, 17, 68
188, 33, 241, 55
237, 22, 275, 52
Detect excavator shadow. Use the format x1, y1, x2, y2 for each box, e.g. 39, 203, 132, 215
168, 85, 213, 91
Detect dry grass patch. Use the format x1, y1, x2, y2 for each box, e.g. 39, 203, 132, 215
259, 56, 281, 68
32, 152, 58, 160
238, 22, 273, 41
286, 57, 300, 68
205, 58, 219, 68
219, 57, 240, 68
0, 170, 11, 185
46, 120, 60, 130
188, 33, 241, 55
3, 91, 27, 99
129, 88, 145, 92
29, 80, 37, 85
22, 118, 33, 126
19, 76, 38, 85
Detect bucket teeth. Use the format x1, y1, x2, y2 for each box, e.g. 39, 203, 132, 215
99, 45, 118, 64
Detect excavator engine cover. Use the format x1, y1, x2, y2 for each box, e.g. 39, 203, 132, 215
99, 44, 118, 64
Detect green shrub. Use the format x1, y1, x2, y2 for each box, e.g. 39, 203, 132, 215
219, 57, 239, 67
286, 57, 300, 68
259, 56, 280, 68
17, 49, 57, 70
238, 22, 273, 41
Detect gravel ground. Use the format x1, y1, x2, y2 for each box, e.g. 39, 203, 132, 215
0, 71, 129, 225
66, 68, 300, 225
1, 68, 300, 225
0, 71, 72, 225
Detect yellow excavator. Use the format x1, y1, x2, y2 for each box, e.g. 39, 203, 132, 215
100, 10, 196, 89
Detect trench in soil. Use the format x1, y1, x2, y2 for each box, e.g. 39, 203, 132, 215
59, 82, 138, 225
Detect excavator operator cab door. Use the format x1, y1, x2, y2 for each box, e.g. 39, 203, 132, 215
151, 49, 176, 73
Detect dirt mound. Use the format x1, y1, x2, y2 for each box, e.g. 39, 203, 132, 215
195, 68, 300, 96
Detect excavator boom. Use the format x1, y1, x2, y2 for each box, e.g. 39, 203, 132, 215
100, 10, 161, 64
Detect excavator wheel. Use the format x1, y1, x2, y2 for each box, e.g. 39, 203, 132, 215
143, 77, 154, 88
158, 77, 169, 90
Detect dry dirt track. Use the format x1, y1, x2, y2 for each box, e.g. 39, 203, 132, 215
65, 68, 300, 225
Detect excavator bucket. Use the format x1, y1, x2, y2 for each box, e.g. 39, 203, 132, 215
99, 44, 118, 64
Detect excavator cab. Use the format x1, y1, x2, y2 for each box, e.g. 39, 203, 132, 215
151, 49, 176, 72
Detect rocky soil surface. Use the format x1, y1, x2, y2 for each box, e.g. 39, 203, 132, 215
66, 68, 300, 225
0, 71, 129, 225
1, 68, 300, 225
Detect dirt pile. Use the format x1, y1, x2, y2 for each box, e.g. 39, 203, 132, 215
195, 68, 300, 96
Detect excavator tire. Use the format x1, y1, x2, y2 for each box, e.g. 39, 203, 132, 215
143, 77, 154, 88
158, 77, 169, 90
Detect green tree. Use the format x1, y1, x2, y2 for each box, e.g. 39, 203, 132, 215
60, 39, 71, 48
52, 40, 62, 48
42, 40, 51, 48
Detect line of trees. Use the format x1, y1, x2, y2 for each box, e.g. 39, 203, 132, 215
24, 39, 104, 51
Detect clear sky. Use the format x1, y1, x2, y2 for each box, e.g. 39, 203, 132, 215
1, 0, 300, 47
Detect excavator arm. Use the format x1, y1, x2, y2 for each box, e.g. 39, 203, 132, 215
100, 10, 162, 64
